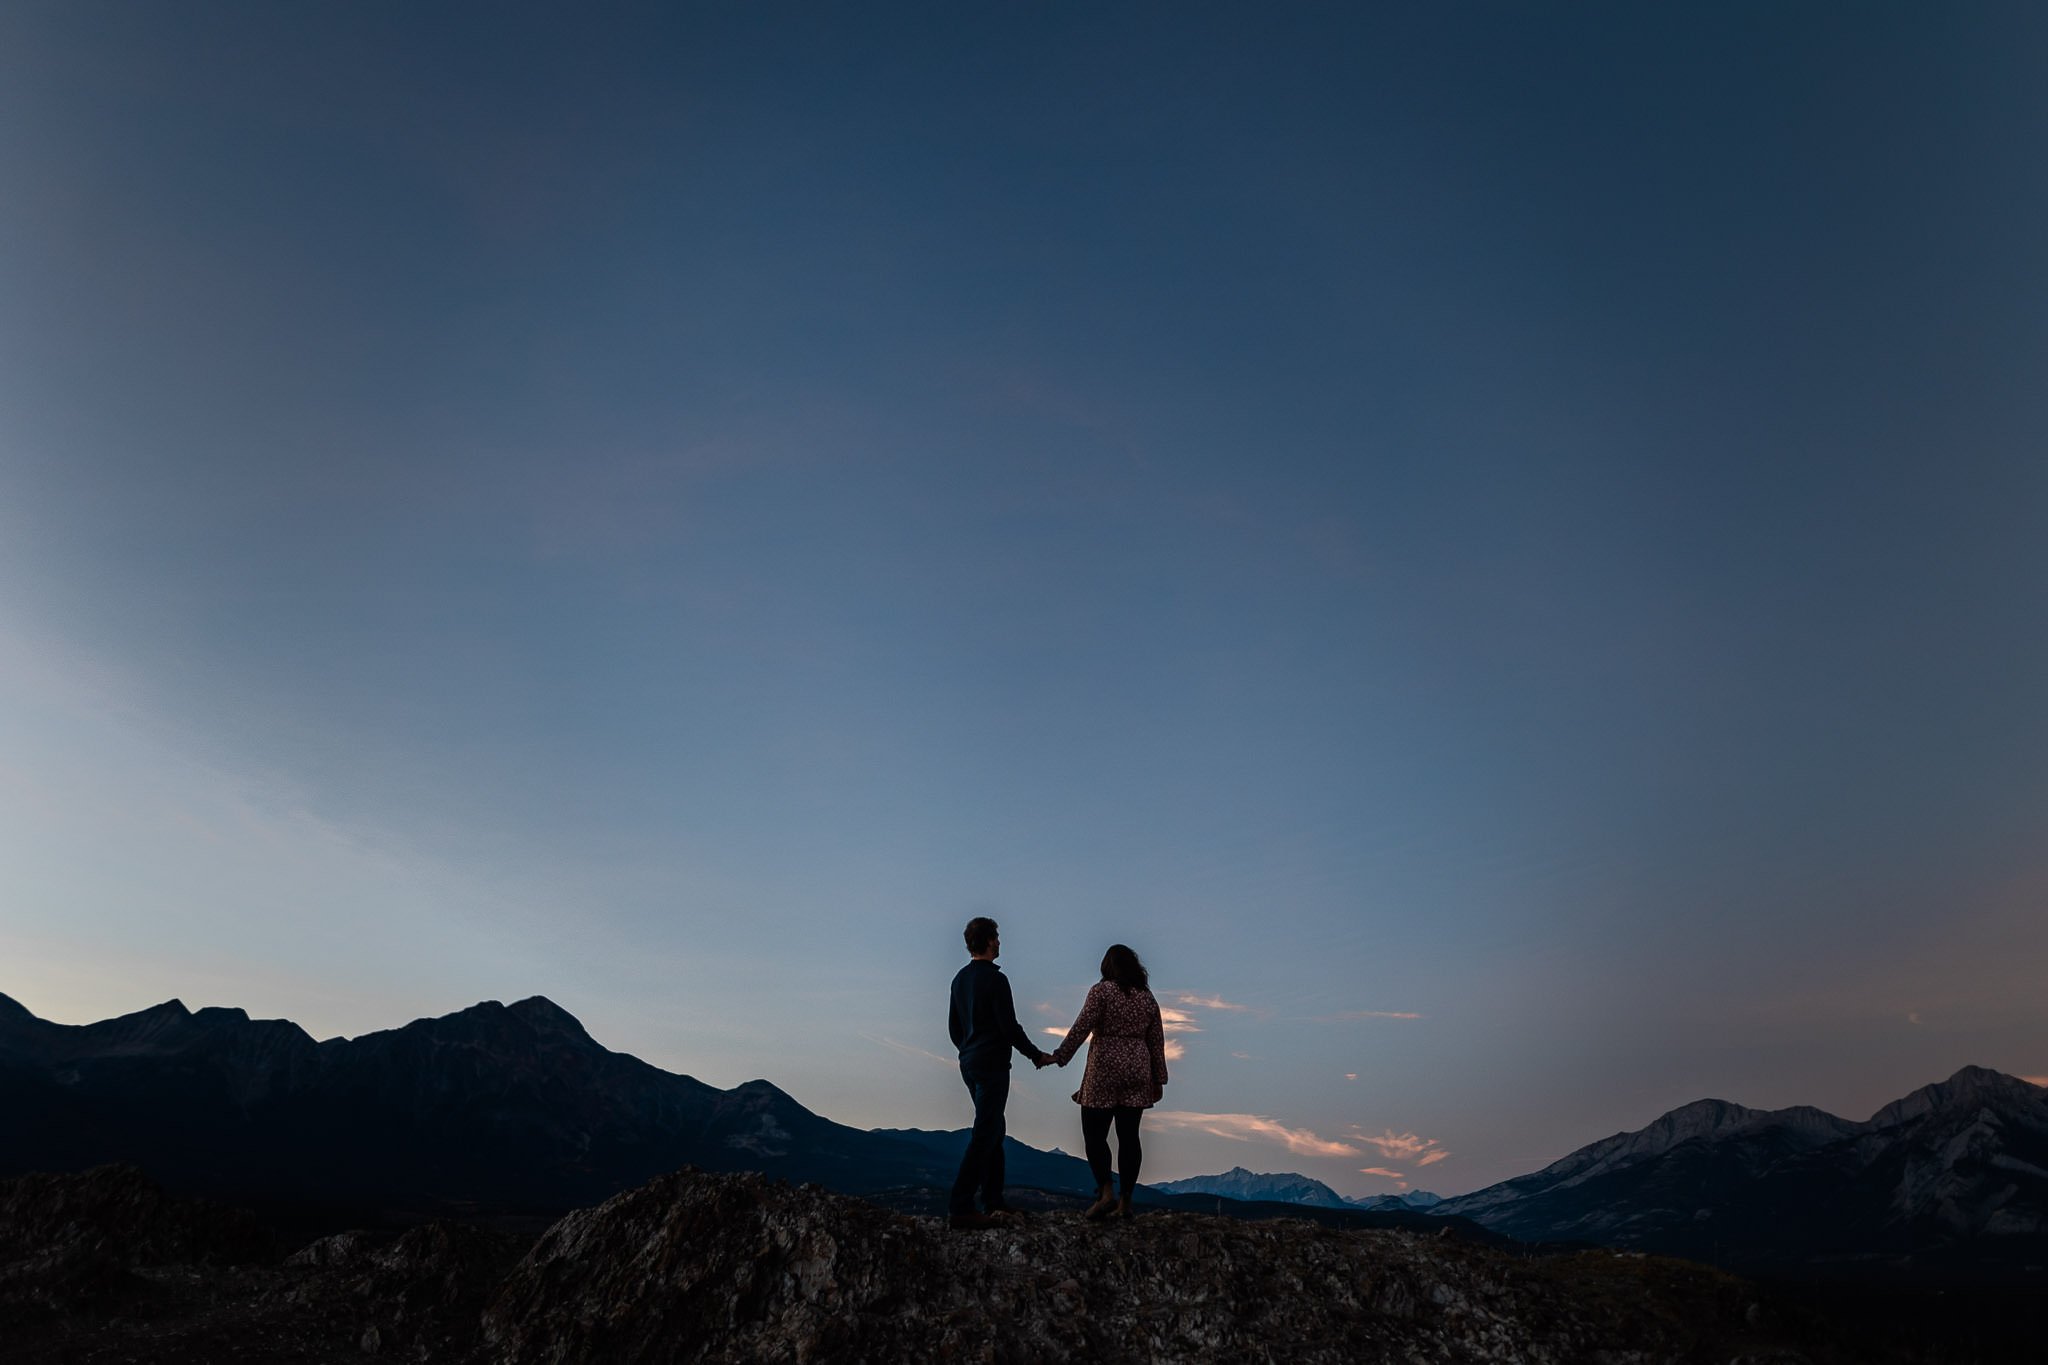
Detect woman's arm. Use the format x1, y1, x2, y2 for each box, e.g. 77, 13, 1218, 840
1050, 984, 1103, 1067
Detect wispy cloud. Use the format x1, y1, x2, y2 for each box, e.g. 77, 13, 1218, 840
1906, 1012, 1923, 1025
1344, 1072, 1358, 1081
1332, 1010, 1423, 1021
862, 1034, 955, 1068
1149, 1111, 1358, 1158
1041, 1027, 1069, 1039
1350, 1129, 1449, 1165
1358, 1166, 1404, 1179
1171, 992, 1253, 1013
1157, 1007, 1202, 1034
2023, 1075, 2048, 1088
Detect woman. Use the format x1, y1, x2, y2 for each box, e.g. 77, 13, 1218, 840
1048, 944, 1168, 1220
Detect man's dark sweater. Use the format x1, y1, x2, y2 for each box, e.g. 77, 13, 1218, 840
949, 960, 1043, 1070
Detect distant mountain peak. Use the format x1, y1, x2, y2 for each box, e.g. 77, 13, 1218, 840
1152, 1167, 1350, 1209
0, 993, 33, 1024
506, 996, 593, 1040
1870, 1064, 2046, 1128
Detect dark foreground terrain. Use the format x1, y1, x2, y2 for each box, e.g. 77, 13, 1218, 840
11, 1165, 2037, 1365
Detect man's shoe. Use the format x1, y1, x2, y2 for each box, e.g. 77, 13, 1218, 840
950, 1212, 1002, 1230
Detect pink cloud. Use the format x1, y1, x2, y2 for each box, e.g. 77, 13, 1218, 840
1150, 1111, 1359, 1158
1040, 1027, 1068, 1038
1172, 992, 1253, 1013
1344, 1072, 1358, 1081
1351, 1129, 1448, 1164
1164, 1038, 1186, 1061
2024, 1075, 2048, 1087
1358, 1166, 1404, 1179
1334, 1010, 1423, 1021
1157, 1007, 1202, 1034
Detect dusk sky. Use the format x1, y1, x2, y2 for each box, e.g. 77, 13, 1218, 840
3, 3, 2044, 1197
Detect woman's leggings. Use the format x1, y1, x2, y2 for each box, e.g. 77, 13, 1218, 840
1081, 1105, 1143, 1194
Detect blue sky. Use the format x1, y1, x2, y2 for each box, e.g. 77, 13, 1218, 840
2, 2, 2045, 1195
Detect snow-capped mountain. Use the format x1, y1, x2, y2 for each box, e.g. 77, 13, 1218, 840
1346, 1189, 1444, 1211
1150, 1166, 1351, 1208
1432, 1067, 2048, 1273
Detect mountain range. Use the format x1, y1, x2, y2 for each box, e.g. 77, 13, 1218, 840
0, 991, 953, 1214
1433, 1067, 2048, 1277
0, 991, 1447, 1238
6, 989, 2043, 1277
1150, 1165, 1442, 1212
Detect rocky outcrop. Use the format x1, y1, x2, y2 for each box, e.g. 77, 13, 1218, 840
0, 1165, 524, 1364
0, 1164, 2013, 1364
479, 1169, 1858, 1365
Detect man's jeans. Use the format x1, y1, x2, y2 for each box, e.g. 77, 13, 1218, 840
950, 1063, 1010, 1216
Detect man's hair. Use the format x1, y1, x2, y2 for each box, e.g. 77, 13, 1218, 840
964, 917, 999, 956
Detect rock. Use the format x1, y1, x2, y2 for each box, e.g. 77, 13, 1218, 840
479, 1170, 1841, 1365
286, 1229, 379, 1268
0, 1165, 1939, 1363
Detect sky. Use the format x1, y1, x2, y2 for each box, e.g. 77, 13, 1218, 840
2, 2, 2045, 1198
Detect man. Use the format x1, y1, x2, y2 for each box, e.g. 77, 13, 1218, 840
947, 916, 1049, 1229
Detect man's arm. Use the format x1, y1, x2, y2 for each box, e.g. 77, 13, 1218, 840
948, 973, 966, 1052
995, 974, 1046, 1064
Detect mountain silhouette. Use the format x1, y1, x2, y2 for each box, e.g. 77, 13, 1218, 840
0, 991, 953, 1216
1433, 1067, 2048, 1275
10, 990, 2044, 1276
1151, 1165, 1351, 1208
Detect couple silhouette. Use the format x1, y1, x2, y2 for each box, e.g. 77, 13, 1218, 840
945, 916, 1168, 1229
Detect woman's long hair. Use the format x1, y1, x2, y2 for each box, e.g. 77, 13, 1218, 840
1100, 943, 1149, 992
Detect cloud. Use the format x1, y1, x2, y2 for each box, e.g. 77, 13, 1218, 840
1041, 1027, 1069, 1038
1333, 1010, 1423, 1021
1351, 1129, 1448, 1165
1149, 1111, 1358, 1158
1171, 992, 1253, 1013
1344, 1073, 1358, 1081
1907, 1012, 1923, 1025
1157, 1007, 1202, 1034
1230, 1051, 1253, 1060
1358, 1167, 1405, 1179
862, 1035, 955, 1068
2023, 1075, 2048, 1088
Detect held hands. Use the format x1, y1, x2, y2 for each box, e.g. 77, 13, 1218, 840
1032, 1053, 1051, 1069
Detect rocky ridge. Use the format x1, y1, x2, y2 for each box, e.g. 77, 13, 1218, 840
2, 1164, 1911, 1365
